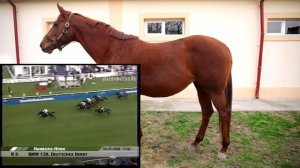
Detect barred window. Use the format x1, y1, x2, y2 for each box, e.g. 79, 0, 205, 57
145, 19, 184, 36
165, 21, 183, 35
147, 22, 162, 34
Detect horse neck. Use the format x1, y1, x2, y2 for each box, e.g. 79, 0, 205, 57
72, 15, 120, 63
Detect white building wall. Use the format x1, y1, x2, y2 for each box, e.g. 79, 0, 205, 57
264, 0, 300, 13
261, 1, 300, 98
0, 3, 16, 63
263, 42, 300, 87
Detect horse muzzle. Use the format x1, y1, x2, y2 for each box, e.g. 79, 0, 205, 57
40, 41, 54, 54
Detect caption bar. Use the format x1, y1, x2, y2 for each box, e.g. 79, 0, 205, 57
1, 151, 138, 157
1, 147, 139, 157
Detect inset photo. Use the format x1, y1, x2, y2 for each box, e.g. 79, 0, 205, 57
2, 65, 139, 166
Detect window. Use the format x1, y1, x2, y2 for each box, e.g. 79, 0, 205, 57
145, 20, 184, 35
267, 21, 284, 34
286, 20, 300, 34
267, 19, 300, 35
147, 22, 162, 34
165, 20, 183, 35
265, 13, 300, 41
139, 13, 190, 42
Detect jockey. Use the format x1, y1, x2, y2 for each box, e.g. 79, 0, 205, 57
94, 95, 101, 100
86, 98, 92, 104
80, 101, 86, 107
98, 106, 105, 111
42, 109, 49, 115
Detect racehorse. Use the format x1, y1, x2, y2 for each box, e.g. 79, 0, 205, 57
40, 4, 233, 159
76, 102, 91, 110
93, 95, 108, 102
95, 107, 111, 115
37, 111, 56, 119
116, 92, 128, 99
83, 99, 96, 106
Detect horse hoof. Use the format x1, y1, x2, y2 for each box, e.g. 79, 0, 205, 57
217, 152, 227, 160
187, 144, 196, 152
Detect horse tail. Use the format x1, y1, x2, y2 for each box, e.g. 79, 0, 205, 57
225, 73, 232, 110
218, 73, 232, 135
223, 73, 232, 131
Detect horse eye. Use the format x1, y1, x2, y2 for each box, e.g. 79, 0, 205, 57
53, 22, 58, 27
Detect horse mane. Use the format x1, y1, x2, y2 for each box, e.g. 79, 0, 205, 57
75, 13, 138, 40
106, 25, 138, 40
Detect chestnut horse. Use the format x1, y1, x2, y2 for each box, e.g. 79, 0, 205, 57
40, 4, 232, 160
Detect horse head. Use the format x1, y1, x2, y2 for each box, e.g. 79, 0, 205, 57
40, 3, 75, 53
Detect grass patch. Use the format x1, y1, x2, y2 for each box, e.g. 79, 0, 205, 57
236, 112, 295, 140
141, 111, 300, 168
2, 66, 12, 79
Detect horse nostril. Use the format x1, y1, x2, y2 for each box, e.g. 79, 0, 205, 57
40, 43, 47, 52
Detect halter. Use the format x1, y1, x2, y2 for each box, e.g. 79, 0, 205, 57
46, 12, 73, 51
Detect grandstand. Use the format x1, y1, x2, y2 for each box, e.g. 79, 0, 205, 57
5, 65, 136, 79
55, 79, 81, 89
2, 65, 137, 98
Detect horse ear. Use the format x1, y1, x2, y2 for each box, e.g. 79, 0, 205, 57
57, 3, 67, 17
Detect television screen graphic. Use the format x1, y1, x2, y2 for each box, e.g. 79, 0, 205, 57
1, 65, 139, 166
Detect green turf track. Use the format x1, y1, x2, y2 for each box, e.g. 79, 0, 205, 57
2, 95, 138, 165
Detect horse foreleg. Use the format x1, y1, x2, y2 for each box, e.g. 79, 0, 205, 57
210, 92, 231, 160
188, 85, 213, 152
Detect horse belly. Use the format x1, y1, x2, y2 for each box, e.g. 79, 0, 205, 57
139, 47, 195, 97
140, 75, 193, 97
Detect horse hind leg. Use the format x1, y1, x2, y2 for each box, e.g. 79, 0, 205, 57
188, 83, 214, 152
210, 91, 231, 160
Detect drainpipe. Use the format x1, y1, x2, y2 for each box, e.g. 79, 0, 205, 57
7, 0, 20, 64
255, 0, 265, 99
